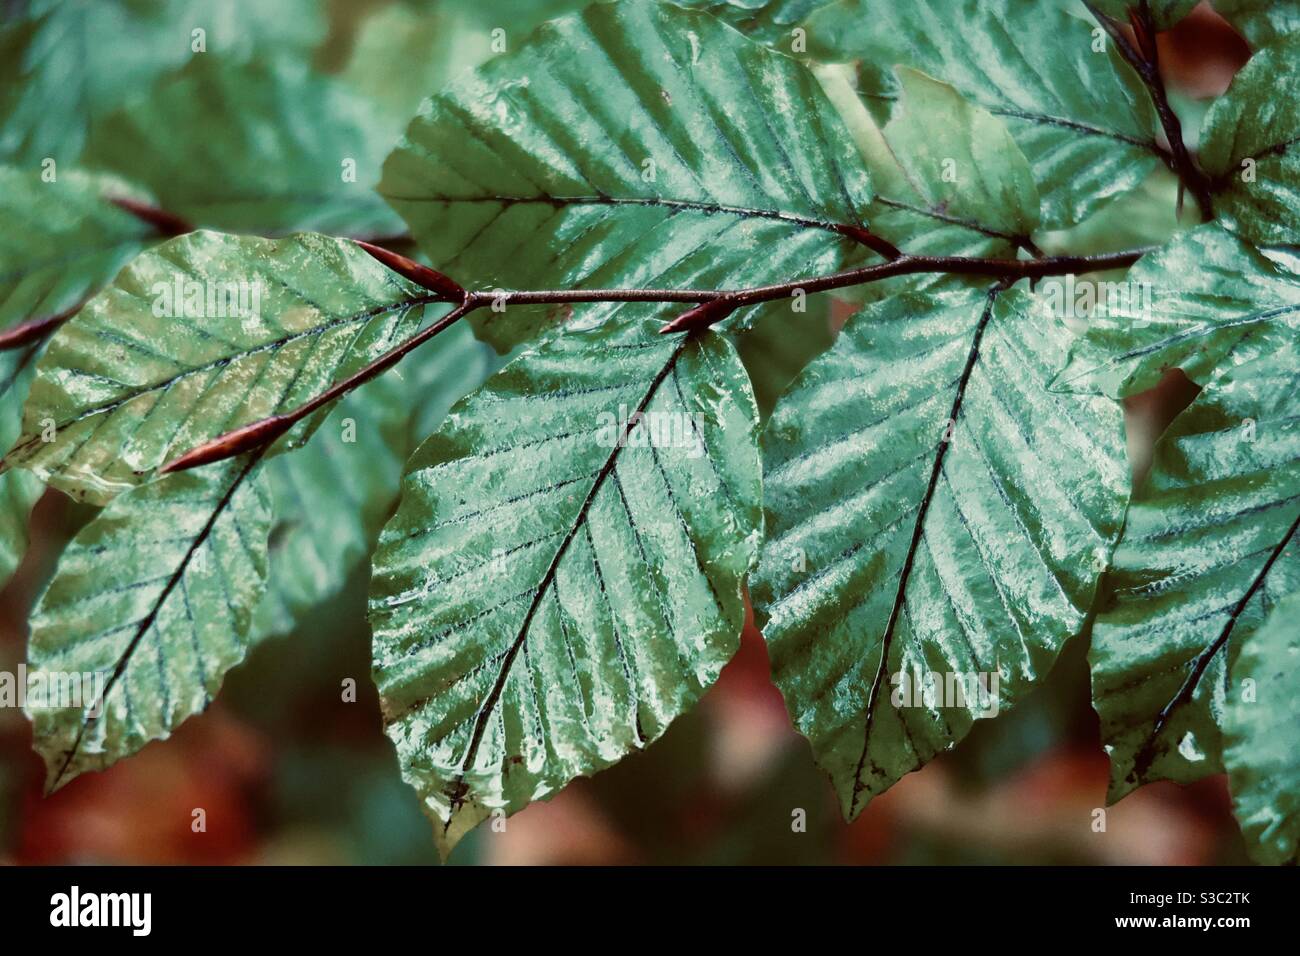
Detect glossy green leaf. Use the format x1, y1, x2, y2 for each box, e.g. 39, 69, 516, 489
0, 0, 325, 165
1214, 0, 1300, 48
380, 0, 875, 351
1224, 591, 1300, 865
1090, 343, 1299, 800
816, 64, 1039, 298
1037, 167, 1185, 258
0, 469, 42, 590
83, 57, 402, 238
344, 0, 826, 145
0, 343, 43, 590
751, 286, 1128, 818
254, 322, 493, 639
436, 0, 830, 47
1200, 34, 1300, 248
734, 298, 836, 418
339, 2, 487, 145
1052, 225, 1300, 398
369, 318, 762, 857
0, 167, 158, 332
27, 456, 272, 789
804, 0, 1161, 227
682, 0, 830, 46
2, 231, 444, 505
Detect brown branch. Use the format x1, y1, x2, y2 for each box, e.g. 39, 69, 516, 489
108, 196, 195, 237
160, 299, 471, 474
161, 244, 1154, 474
656, 247, 1152, 330
0, 302, 88, 351
1084, 1, 1214, 221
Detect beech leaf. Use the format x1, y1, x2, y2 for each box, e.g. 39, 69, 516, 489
369, 318, 761, 856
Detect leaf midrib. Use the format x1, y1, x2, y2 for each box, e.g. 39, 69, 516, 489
871, 195, 1024, 243
4, 290, 441, 461
991, 106, 1156, 150
1131, 500, 1300, 778
47, 454, 261, 790
848, 286, 1003, 813
445, 336, 692, 806
379, 193, 868, 238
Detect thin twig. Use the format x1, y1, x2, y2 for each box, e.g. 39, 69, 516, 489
162, 243, 1154, 473
160, 298, 468, 473
0, 304, 88, 351
108, 196, 195, 237
1084, 0, 1214, 220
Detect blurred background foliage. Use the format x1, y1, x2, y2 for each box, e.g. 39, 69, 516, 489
0, 0, 1257, 863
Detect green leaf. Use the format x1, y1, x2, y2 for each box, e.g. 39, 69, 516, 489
254, 322, 493, 639
816, 64, 1039, 299
0, 335, 44, 590
1051, 225, 1300, 398
1200, 34, 1300, 248
83, 57, 402, 238
1224, 591, 1300, 865
1090, 343, 1299, 800
369, 318, 762, 857
27, 456, 272, 789
0, 167, 158, 332
804, 0, 1161, 227
1036, 167, 1185, 257
380, 0, 875, 351
733, 298, 836, 418
751, 286, 1128, 818
253, 379, 410, 641
680, 0, 830, 45
339, 2, 487, 145
0, 469, 42, 589
0, 0, 326, 165
1214, 0, 1300, 48
434, 0, 827, 46
341, 0, 827, 145
3, 231, 444, 505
